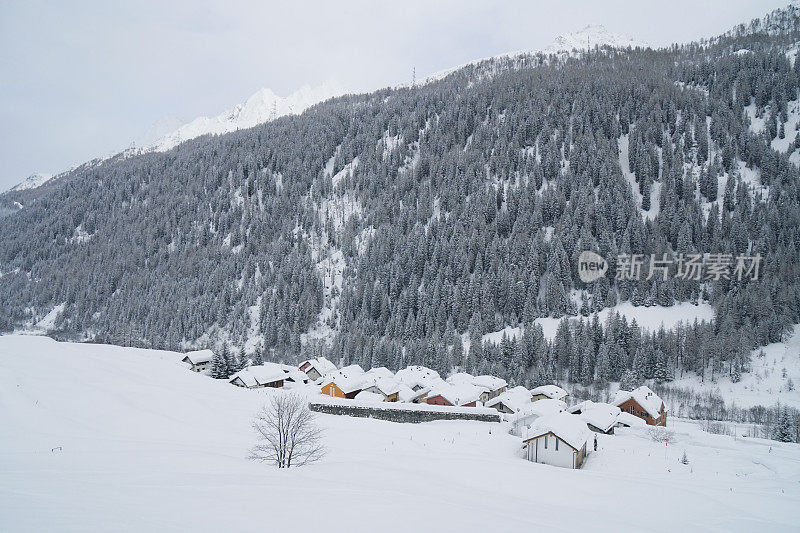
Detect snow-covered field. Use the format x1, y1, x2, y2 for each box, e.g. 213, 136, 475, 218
1, 334, 798, 532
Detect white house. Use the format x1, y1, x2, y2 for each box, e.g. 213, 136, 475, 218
299, 357, 338, 381
522, 413, 592, 469
181, 349, 214, 372
530, 384, 568, 402
485, 386, 532, 414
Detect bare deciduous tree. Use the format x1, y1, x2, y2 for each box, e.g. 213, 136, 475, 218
249, 393, 325, 468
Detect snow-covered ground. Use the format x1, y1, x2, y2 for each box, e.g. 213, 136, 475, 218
530, 300, 715, 341
1, 334, 798, 532
671, 324, 800, 409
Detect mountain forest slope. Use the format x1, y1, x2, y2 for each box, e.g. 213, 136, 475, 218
1, 5, 800, 390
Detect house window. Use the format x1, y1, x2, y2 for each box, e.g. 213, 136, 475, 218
630, 406, 635, 414
555, 438, 559, 451
544, 436, 548, 449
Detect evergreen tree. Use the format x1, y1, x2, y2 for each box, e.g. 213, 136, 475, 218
773, 407, 794, 443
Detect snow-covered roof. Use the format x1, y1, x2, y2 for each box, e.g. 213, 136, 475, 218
472, 375, 508, 391
530, 384, 568, 399
446, 372, 475, 386
395, 366, 441, 389
485, 386, 531, 412
301, 357, 338, 376
524, 413, 592, 451
338, 364, 365, 376
182, 349, 214, 365
616, 412, 647, 427
578, 403, 622, 432
321, 365, 367, 394
283, 369, 309, 383
566, 400, 593, 414
514, 398, 567, 422
229, 363, 287, 387
364, 367, 395, 380
370, 376, 401, 396
427, 382, 484, 406
354, 390, 385, 403
613, 386, 664, 419
397, 383, 428, 403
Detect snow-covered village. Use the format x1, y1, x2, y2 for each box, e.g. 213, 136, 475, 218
2, 1, 800, 531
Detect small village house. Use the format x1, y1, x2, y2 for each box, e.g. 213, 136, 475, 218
530, 384, 568, 402
472, 375, 508, 402
320, 365, 367, 399
299, 357, 337, 381
426, 383, 484, 407
397, 383, 429, 403
575, 402, 622, 435
522, 413, 592, 469
446, 372, 508, 403
613, 386, 667, 426
361, 376, 401, 402
485, 386, 532, 414
229, 363, 287, 389
181, 349, 214, 372
395, 366, 441, 402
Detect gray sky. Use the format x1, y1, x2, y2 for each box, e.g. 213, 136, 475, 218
0, 0, 788, 191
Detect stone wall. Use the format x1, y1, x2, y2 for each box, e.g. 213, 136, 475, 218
309, 402, 501, 423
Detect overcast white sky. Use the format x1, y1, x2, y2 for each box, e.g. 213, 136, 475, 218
0, 0, 788, 191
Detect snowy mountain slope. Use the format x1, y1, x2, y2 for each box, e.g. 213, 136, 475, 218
420, 24, 646, 84
1, 334, 798, 532
9, 172, 53, 192
545, 24, 644, 54
135, 81, 346, 152
132, 114, 185, 148
3, 81, 346, 193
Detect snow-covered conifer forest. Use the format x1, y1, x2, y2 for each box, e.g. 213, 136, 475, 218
6, 9, 800, 392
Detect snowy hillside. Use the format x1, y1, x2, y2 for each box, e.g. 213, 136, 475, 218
545, 24, 644, 54
1, 334, 799, 532
8, 172, 53, 192
135, 81, 346, 152
421, 24, 645, 84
